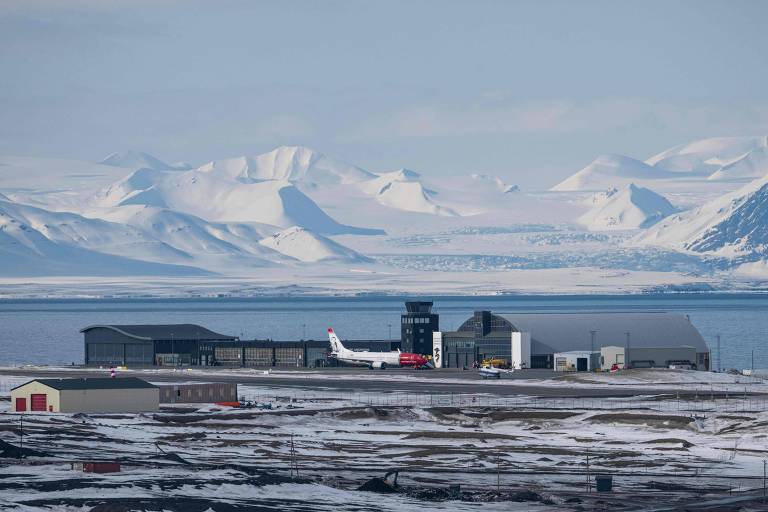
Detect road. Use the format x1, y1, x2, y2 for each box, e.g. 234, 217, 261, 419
1, 366, 763, 398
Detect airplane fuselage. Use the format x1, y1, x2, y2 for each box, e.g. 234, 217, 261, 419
328, 328, 429, 369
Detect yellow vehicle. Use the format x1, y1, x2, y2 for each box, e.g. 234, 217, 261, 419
481, 357, 510, 369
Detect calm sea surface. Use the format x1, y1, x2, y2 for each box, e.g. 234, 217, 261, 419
0, 295, 766, 370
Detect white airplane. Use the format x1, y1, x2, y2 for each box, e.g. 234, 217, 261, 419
327, 328, 429, 369
478, 363, 514, 379
479, 366, 501, 379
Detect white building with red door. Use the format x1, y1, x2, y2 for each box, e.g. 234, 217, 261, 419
11, 377, 158, 413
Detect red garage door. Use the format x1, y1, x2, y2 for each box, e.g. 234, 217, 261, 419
30, 393, 47, 412
15, 398, 26, 412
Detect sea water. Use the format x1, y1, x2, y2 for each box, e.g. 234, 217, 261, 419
0, 294, 766, 370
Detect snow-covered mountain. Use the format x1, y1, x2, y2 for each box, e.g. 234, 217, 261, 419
5, 136, 768, 290
93, 165, 382, 235
198, 147, 468, 218
100, 151, 174, 171
259, 226, 372, 263
706, 146, 768, 181
93, 167, 168, 207
646, 136, 768, 177
0, 197, 188, 262
470, 174, 519, 194
578, 184, 677, 231
89, 205, 288, 267
359, 168, 458, 217
551, 154, 679, 192
0, 197, 207, 277
554, 136, 768, 192
632, 173, 768, 260
198, 146, 375, 187
0, 190, 375, 276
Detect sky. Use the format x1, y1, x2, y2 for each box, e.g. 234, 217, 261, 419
1, 0, 767, 189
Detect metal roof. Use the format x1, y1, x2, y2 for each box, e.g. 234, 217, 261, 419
496, 312, 709, 354
80, 324, 236, 341
13, 377, 157, 391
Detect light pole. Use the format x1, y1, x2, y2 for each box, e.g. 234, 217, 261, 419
388, 323, 392, 340
716, 334, 721, 372
590, 330, 597, 371
624, 331, 631, 369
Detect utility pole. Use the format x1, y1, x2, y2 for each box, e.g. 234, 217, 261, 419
388, 323, 392, 340
625, 332, 631, 369
763, 459, 766, 503
590, 330, 597, 371
289, 433, 299, 478
19, 415, 23, 459
302, 324, 306, 340
752, 349, 755, 376
170, 332, 175, 367
716, 334, 721, 372
586, 448, 591, 492
498, 454, 502, 493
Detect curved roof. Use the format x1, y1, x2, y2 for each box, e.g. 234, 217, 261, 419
80, 324, 236, 341
496, 312, 708, 354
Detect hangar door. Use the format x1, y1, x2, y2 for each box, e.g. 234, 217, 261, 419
30, 393, 47, 411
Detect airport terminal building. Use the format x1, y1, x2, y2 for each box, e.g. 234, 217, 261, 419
433, 311, 710, 370
82, 323, 397, 368
82, 306, 710, 371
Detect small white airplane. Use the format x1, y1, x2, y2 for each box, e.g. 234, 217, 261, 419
328, 328, 430, 369
478, 363, 515, 379
479, 366, 501, 379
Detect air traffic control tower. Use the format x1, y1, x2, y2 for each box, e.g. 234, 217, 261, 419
401, 301, 439, 356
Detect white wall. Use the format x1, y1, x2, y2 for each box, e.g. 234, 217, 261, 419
432, 331, 443, 368
554, 351, 596, 371
511, 332, 531, 369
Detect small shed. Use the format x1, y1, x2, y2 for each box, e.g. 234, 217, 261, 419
554, 351, 598, 372
11, 377, 159, 413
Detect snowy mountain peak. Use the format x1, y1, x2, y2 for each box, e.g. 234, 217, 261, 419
646, 136, 768, 171
388, 168, 421, 181
99, 151, 172, 170
357, 167, 458, 216
471, 173, 519, 193
198, 145, 375, 186
258, 226, 372, 263
551, 154, 676, 192
578, 183, 676, 231
364, 168, 421, 192
634, 173, 768, 260
93, 167, 169, 207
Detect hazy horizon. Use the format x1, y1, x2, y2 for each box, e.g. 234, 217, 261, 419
2, 0, 767, 188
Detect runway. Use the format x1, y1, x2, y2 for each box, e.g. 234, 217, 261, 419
1, 366, 761, 398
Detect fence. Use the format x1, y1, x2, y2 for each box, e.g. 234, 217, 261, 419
237, 389, 768, 415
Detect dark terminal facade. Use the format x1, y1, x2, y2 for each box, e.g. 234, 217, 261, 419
82, 325, 399, 368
